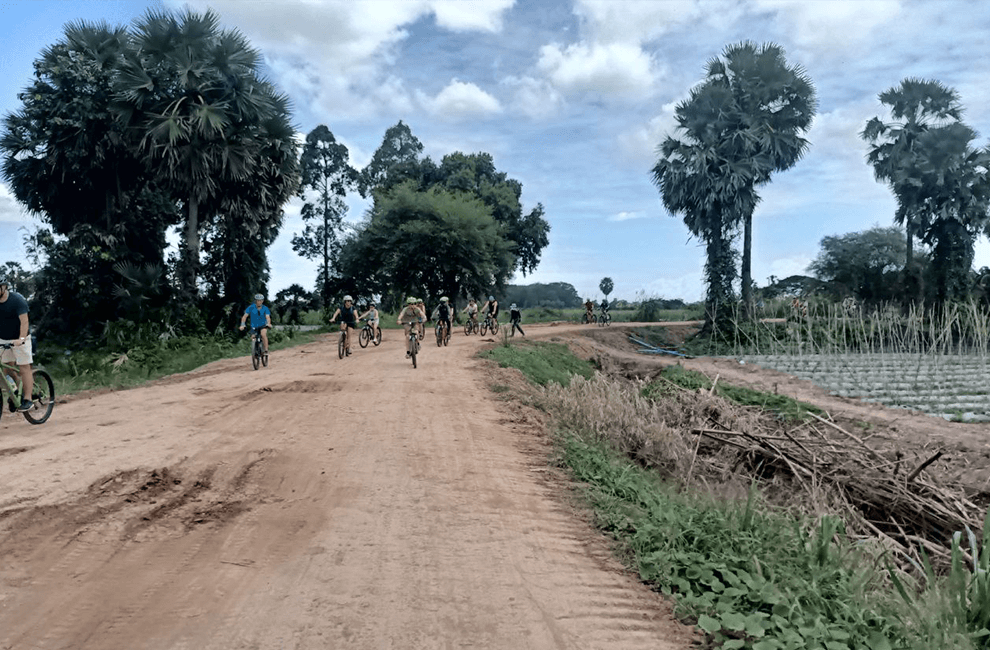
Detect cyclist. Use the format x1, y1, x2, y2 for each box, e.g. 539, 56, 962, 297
600, 297, 610, 318
239, 293, 272, 354
416, 298, 427, 339
0, 277, 33, 411
584, 298, 594, 323
397, 297, 426, 357
330, 295, 359, 356
509, 303, 525, 337
483, 295, 499, 328
432, 296, 453, 341
462, 299, 479, 328
359, 301, 381, 341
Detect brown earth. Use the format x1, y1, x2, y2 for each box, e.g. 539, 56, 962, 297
0, 322, 700, 650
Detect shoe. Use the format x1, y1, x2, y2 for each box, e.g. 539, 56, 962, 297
406, 351, 411, 358
17, 399, 32, 412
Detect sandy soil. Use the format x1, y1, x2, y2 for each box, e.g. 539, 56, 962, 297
0, 322, 698, 650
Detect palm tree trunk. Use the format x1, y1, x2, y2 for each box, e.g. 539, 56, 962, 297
741, 209, 753, 320
183, 195, 200, 295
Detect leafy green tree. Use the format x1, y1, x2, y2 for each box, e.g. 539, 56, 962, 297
0, 261, 35, 300
358, 120, 424, 198
808, 226, 914, 303
292, 125, 359, 304
274, 284, 317, 325
862, 79, 966, 296
339, 181, 513, 307
698, 42, 817, 317
599, 277, 614, 300
503, 282, 582, 309
114, 8, 294, 296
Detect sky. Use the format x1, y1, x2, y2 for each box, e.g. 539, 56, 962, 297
2, 0, 990, 303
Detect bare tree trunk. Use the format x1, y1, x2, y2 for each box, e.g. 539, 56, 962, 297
741, 209, 753, 320
182, 196, 200, 296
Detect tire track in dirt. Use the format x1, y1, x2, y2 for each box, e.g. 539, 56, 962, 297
1, 325, 695, 650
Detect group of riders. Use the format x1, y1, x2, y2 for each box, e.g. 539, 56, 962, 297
584, 298, 611, 324
240, 293, 503, 359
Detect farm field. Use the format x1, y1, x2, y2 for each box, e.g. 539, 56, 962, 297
741, 353, 990, 422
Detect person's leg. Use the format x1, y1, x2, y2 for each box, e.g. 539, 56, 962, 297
261, 327, 269, 352
18, 364, 33, 407
404, 324, 412, 354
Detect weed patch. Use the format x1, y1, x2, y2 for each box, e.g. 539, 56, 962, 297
481, 340, 594, 387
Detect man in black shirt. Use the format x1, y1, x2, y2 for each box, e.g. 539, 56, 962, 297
0, 278, 33, 411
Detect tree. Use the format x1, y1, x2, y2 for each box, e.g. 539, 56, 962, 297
358, 120, 424, 198
808, 226, 914, 303
292, 125, 358, 304
339, 181, 513, 307
114, 8, 294, 296
862, 78, 967, 298
697, 42, 817, 317
0, 261, 35, 300
274, 284, 317, 325
599, 277, 614, 300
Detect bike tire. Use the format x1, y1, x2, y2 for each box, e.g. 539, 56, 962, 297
359, 327, 370, 348
436, 326, 443, 347
491, 320, 499, 335
464, 321, 472, 336
604, 313, 612, 326
410, 337, 418, 368
338, 333, 346, 359
23, 369, 55, 424
480, 322, 488, 336
262, 351, 269, 367
373, 328, 382, 346
443, 327, 450, 346
252, 341, 261, 370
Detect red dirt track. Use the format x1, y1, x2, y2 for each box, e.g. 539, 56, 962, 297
0, 322, 696, 650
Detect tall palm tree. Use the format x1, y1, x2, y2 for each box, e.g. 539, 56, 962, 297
113, 8, 279, 296
702, 42, 817, 317
862, 78, 964, 296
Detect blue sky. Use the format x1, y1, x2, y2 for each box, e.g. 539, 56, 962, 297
2, 0, 990, 302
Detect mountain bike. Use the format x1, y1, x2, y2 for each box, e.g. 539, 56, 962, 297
358, 318, 382, 348
402, 321, 421, 368
0, 343, 55, 424
582, 311, 597, 324
435, 321, 450, 347
464, 314, 479, 335
480, 313, 499, 336
249, 327, 268, 370
598, 309, 612, 327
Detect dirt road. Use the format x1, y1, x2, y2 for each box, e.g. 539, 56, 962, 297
0, 323, 694, 649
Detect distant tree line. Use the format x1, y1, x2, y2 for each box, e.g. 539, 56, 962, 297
1, 11, 550, 345
652, 41, 990, 332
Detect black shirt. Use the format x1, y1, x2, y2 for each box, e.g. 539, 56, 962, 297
0, 291, 28, 340
340, 304, 358, 324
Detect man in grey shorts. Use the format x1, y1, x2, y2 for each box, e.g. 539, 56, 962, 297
0, 277, 34, 411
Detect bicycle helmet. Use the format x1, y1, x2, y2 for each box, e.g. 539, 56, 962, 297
253, 293, 264, 301
488, 295, 494, 301
343, 295, 353, 302
440, 296, 449, 303
406, 297, 417, 305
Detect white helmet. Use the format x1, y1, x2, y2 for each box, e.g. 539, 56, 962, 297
343, 295, 353, 302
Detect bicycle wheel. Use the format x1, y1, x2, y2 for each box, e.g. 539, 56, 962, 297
410, 337, 418, 368
473, 321, 480, 334
491, 319, 499, 335
252, 340, 261, 370
480, 321, 488, 336
604, 313, 612, 326
464, 321, 472, 336
262, 350, 269, 367
373, 327, 382, 346
436, 326, 443, 347
359, 327, 371, 348
23, 369, 55, 424
338, 333, 346, 359
443, 326, 450, 346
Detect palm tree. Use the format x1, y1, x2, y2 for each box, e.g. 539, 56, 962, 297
862, 78, 965, 299
113, 8, 280, 296
701, 42, 817, 317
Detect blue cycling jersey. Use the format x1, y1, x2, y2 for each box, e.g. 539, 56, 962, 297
245, 304, 271, 328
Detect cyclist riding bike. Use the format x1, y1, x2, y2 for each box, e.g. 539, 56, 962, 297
239, 293, 272, 354
359, 302, 381, 341
0, 277, 34, 412
483, 295, 499, 327
397, 297, 426, 357
463, 299, 479, 326
600, 298, 610, 317
433, 296, 453, 340
584, 299, 595, 323
330, 295, 359, 356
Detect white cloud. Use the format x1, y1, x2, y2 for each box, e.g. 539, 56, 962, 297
503, 75, 563, 119
609, 211, 646, 222
750, 0, 902, 54
418, 79, 502, 119
537, 41, 659, 96
432, 0, 516, 32
616, 100, 682, 167
0, 182, 30, 225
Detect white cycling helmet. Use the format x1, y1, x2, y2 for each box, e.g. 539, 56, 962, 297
440, 296, 449, 303
253, 293, 264, 301
343, 295, 353, 302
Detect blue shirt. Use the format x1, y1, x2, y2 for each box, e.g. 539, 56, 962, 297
245, 304, 271, 328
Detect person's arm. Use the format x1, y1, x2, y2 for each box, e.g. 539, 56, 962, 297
265, 307, 272, 328
330, 308, 341, 322
239, 307, 249, 329
16, 312, 29, 345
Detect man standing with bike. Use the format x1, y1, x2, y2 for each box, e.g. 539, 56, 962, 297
330, 295, 359, 357
239, 293, 273, 353
0, 278, 33, 412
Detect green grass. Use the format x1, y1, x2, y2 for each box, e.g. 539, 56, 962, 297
38, 327, 326, 396
480, 339, 594, 387
644, 364, 824, 421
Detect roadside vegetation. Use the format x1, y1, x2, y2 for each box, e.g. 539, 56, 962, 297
484, 336, 990, 649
